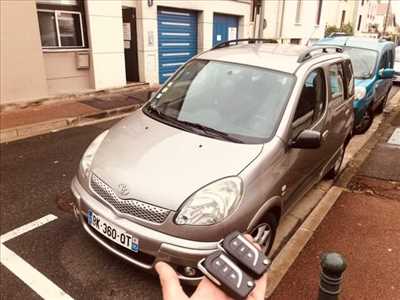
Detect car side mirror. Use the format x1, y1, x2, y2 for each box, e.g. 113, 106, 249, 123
290, 129, 321, 149
378, 68, 395, 79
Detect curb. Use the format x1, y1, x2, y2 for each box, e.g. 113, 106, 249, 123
0, 82, 148, 112
265, 89, 400, 298
0, 103, 142, 144
265, 187, 343, 299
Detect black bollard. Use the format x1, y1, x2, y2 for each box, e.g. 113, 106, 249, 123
318, 252, 347, 300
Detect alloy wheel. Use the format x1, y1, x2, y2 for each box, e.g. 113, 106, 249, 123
251, 223, 272, 253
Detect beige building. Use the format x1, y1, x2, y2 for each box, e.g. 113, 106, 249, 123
1, 0, 251, 105
262, 0, 327, 45
354, 0, 379, 34
324, 0, 358, 30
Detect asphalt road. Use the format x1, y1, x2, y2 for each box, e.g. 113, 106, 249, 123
1, 85, 399, 300
0, 120, 163, 300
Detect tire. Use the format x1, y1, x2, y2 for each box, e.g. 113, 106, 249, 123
376, 92, 389, 114
354, 108, 373, 134
325, 144, 345, 180
250, 213, 278, 255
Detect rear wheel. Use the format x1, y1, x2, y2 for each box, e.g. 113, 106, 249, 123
354, 108, 373, 134
250, 213, 277, 255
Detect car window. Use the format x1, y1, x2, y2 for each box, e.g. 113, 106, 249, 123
387, 49, 394, 68
379, 51, 388, 70
341, 47, 377, 78
292, 68, 326, 134
343, 60, 354, 98
146, 59, 295, 144
328, 64, 344, 100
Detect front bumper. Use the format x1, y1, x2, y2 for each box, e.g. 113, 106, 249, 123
71, 176, 218, 281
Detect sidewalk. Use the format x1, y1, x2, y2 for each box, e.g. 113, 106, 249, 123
270, 111, 400, 299
0, 84, 152, 143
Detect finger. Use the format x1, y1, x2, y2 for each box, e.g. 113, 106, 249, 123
194, 277, 234, 300
247, 272, 268, 300
155, 262, 187, 300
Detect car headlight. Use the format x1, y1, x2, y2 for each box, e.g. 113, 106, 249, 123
355, 86, 366, 100
175, 177, 243, 226
79, 130, 109, 179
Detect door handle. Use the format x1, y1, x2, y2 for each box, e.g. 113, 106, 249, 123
322, 130, 329, 140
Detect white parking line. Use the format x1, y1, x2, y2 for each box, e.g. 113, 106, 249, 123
0, 214, 58, 243
0, 214, 74, 300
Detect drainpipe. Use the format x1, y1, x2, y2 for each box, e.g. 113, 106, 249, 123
278, 0, 286, 42
257, 0, 265, 38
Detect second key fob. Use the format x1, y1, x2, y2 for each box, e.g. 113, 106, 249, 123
198, 251, 256, 300
221, 231, 271, 278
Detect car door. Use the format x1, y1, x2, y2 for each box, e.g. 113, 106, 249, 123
326, 62, 352, 154
375, 49, 389, 106
282, 67, 331, 209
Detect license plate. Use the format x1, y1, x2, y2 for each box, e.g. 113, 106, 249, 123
88, 210, 139, 253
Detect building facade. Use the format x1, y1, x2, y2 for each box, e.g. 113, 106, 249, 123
262, 0, 328, 45
1, 0, 251, 104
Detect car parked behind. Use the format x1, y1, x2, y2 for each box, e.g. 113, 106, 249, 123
71, 40, 354, 282
394, 46, 400, 84
316, 36, 395, 134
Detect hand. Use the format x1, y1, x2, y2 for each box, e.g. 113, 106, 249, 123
155, 236, 267, 300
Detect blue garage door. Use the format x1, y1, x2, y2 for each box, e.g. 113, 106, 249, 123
157, 8, 197, 83
213, 14, 239, 47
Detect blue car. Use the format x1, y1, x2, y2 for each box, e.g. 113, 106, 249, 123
316, 37, 395, 134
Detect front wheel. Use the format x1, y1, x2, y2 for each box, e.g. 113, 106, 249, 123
250, 213, 277, 255
354, 109, 373, 134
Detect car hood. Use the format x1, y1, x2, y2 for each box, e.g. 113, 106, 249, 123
90, 110, 263, 211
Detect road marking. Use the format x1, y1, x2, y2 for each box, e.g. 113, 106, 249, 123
0, 214, 74, 300
0, 214, 58, 243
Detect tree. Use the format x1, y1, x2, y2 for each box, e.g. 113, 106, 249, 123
324, 23, 354, 37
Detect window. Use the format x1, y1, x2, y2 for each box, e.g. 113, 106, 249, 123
36, 0, 86, 48
340, 10, 346, 28
292, 69, 326, 133
357, 15, 362, 31
145, 59, 295, 144
343, 60, 354, 98
290, 38, 301, 45
329, 64, 344, 99
295, 0, 303, 24
316, 0, 323, 25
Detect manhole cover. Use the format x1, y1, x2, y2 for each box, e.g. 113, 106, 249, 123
387, 128, 400, 146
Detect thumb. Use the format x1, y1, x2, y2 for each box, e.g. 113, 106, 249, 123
155, 262, 188, 300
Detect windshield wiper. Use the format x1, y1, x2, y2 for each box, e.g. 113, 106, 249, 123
177, 120, 244, 143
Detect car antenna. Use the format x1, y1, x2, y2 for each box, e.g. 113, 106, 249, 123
344, 37, 349, 46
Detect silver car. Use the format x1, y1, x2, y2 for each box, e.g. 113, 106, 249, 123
71, 41, 354, 281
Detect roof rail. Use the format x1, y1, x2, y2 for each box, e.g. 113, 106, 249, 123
297, 46, 343, 63
212, 38, 278, 50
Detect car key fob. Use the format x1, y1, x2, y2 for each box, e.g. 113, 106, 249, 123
198, 251, 256, 300
221, 231, 271, 278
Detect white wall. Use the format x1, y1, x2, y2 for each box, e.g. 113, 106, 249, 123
1, 0, 48, 104
263, 0, 327, 44
85, 0, 126, 89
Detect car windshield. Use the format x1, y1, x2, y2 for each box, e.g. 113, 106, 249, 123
342, 47, 378, 79
144, 59, 295, 144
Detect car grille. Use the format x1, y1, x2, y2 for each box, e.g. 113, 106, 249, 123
90, 174, 170, 224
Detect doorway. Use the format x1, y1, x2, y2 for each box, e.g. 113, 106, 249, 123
122, 7, 139, 82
